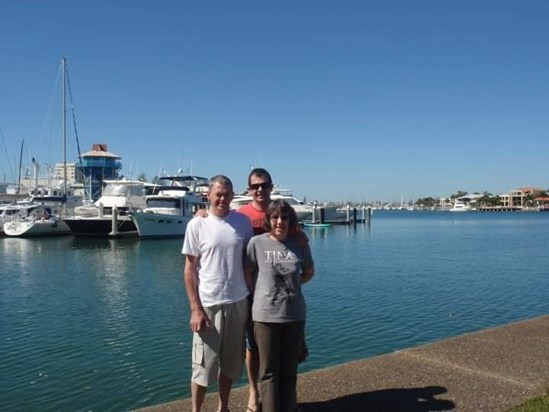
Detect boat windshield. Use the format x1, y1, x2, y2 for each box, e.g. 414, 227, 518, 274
147, 199, 181, 209
103, 183, 144, 197
1, 208, 21, 217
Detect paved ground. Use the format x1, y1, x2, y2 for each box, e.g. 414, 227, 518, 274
137, 315, 549, 412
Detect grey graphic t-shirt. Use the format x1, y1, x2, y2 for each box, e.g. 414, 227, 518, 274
246, 233, 314, 323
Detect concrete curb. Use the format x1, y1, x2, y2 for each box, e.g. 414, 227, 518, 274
137, 315, 549, 411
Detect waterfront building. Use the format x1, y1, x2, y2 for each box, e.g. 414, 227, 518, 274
499, 187, 546, 209
54, 162, 77, 182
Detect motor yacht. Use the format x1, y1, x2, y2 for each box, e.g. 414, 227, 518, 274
449, 194, 482, 212
63, 179, 156, 237
130, 176, 209, 238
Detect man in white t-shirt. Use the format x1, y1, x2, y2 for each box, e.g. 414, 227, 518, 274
182, 175, 254, 412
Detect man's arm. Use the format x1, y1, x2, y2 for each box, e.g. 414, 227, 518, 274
184, 254, 210, 332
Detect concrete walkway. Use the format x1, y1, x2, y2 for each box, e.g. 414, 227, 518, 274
137, 315, 549, 411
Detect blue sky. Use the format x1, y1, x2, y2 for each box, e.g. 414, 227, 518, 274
1, 0, 548, 202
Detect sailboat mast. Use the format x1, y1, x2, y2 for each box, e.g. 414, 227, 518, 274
62, 57, 67, 198
17, 139, 24, 194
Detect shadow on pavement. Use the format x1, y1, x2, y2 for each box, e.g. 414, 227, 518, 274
299, 385, 455, 412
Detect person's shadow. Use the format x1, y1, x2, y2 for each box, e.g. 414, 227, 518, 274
299, 385, 456, 411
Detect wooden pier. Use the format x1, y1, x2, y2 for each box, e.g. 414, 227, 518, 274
477, 206, 522, 212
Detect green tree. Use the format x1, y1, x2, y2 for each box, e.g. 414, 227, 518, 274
415, 197, 437, 208
451, 190, 468, 199
477, 194, 501, 207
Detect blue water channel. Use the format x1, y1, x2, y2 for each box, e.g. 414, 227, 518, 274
1, 211, 548, 411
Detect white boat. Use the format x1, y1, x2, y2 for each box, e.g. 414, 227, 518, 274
449, 194, 482, 212
28, 184, 83, 210
130, 175, 209, 238
63, 179, 156, 237
229, 188, 313, 222
1, 204, 27, 236
230, 194, 253, 209
230, 185, 338, 223
449, 201, 473, 212
0, 184, 83, 236
3, 58, 82, 237
3, 204, 71, 237
271, 187, 315, 222
0, 185, 82, 237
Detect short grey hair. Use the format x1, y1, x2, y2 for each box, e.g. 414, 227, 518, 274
209, 175, 233, 191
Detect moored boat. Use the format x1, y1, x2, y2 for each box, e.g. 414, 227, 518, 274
449, 194, 483, 212
3, 204, 71, 237
1, 204, 28, 236
230, 186, 316, 222
63, 179, 155, 237
130, 175, 209, 238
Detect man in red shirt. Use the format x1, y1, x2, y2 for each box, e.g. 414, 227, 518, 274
236, 168, 273, 412
238, 168, 273, 235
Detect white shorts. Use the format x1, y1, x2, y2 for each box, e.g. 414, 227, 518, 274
191, 298, 249, 386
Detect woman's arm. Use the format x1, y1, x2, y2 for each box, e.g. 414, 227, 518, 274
301, 264, 315, 284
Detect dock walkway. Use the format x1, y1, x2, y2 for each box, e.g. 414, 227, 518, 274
137, 315, 549, 411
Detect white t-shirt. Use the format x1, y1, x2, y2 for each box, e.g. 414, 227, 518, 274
182, 211, 253, 307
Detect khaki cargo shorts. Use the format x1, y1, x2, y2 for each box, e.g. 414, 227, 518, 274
191, 297, 249, 386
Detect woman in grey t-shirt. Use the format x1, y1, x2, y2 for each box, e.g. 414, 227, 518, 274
245, 199, 315, 412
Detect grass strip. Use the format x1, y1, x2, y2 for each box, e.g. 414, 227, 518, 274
508, 390, 549, 412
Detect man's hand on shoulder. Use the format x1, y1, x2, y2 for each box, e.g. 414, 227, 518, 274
194, 208, 209, 218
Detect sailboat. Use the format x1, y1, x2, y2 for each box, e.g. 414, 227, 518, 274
5, 57, 75, 237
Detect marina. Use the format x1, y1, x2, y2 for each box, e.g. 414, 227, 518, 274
1, 211, 549, 411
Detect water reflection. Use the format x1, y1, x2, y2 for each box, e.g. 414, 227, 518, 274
303, 226, 331, 240
343, 221, 371, 238
69, 236, 140, 251
0, 236, 75, 273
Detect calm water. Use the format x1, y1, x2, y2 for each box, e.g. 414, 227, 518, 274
1, 211, 549, 411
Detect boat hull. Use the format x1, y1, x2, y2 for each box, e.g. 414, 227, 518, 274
130, 212, 192, 238
449, 207, 474, 212
4, 218, 72, 237
63, 216, 138, 237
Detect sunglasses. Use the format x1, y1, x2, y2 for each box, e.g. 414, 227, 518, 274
270, 215, 289, 221
249, 182, 272, 191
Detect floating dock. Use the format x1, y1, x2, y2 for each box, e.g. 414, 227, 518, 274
301, 205, 372, 226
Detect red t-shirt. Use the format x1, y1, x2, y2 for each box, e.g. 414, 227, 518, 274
237, 203, 267, 235
237, 202, 300, 237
